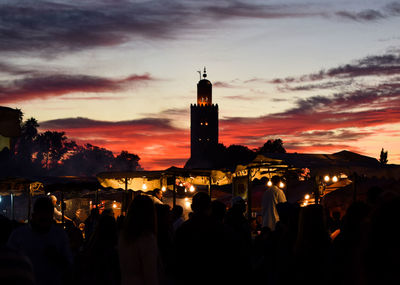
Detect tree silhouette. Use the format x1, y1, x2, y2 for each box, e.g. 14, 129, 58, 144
379, 148, 388, 165
113, 150, 141, 171
36, 131, 77, 170
60, 144, 116, 176
15, 117, 39, 163
258, 138, 286, 154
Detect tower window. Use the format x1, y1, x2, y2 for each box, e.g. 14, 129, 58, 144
205, 122, 208, 126
200, 122, 203, 125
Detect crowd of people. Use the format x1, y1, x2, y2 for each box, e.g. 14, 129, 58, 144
0, 182, 398, 285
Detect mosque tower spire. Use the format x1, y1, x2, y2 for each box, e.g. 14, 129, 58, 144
197, 66, 212, 106
186, 67, 219, 168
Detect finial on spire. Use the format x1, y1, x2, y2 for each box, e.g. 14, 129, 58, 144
203, 67, 207, 78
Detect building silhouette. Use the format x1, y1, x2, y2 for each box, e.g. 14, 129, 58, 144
185, 68, 219, 169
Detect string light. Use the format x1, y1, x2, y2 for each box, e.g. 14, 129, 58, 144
267, 180, 272, 187
279, 182, 285, 188
162, 186, 166, 192
190, 185, 195, 192
142, 183, 147, 190
332, 176, 338, 183
304, 194, 310, 200
324, 175, 330, 182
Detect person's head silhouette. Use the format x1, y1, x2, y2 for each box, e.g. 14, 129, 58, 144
191, 192, 211, 216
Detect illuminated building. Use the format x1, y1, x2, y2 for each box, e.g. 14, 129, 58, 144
185, 68, 219, 169
0, 106, 21, 153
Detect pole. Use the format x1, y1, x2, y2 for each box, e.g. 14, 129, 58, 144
10, 193, 14, 220
123, 177, 128, 215
27, 185, 32, 221
247, 170, 252, 220
173, 175, 176, 207
61, 191, 65, 226
208, 175, 212, 199
314, 176, 320, 205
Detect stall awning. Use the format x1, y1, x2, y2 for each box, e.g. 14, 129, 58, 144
96, 167, 232, 191
0, 177, 43, 196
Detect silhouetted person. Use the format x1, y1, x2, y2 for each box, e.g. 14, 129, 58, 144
7, 196, 73, 285
175, 192, 230, 285
363, 193, 400, 285
171, 205, 184, 233
225, 196, 252, 284
0, 214, 13, 246
118, 195, 161, 285
78, 214, 119, 285
152, 188, 163, 205
155, 203, 174, 282
211, 200, 226, 224
49, 195, 72, 223
0, 214, 35, 284
262, 176, 287, 231
294, 204, 331, 285
328, 201, 370, 285
84, 208, 99, 241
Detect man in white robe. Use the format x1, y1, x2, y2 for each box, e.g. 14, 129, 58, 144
261, 176, 287, 231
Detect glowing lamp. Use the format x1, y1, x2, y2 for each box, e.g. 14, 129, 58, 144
267, 180, 272, 187
190, 185, 195, 192
279, 182, 285, 188
185, 201, 191, 209
332, 176, 338, 183
184, 197, 189, 201
179, 183, 183, 187
304, 194, 310, 200
324, 175, 330, 182
112, 203, 117, 209
162, 186, 166, 192
142, 183, 147, 190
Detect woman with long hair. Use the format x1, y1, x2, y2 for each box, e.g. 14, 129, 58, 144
118, 194, 161, 285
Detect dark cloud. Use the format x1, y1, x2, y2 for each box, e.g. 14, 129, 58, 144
0, 61, 35, 75
213, 81, 235, 88
279, 80, 354, 92
298, 129, 373, 141
285, 82, 400, 115
223, 94, 258, 101
271, 53, 400, 91
0, 73, 153, 103
386, 2, 400, 15
202, 1, 321, 20
40, 117, 176, 131
3, 1, 394, 56
336, 10, 384, 21
335, 2, 400, 22
0, 1, 194, 54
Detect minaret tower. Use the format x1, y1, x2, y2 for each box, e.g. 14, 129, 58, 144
189, 67, 219, 165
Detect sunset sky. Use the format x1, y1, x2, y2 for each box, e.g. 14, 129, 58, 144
1, 0, 400, 169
